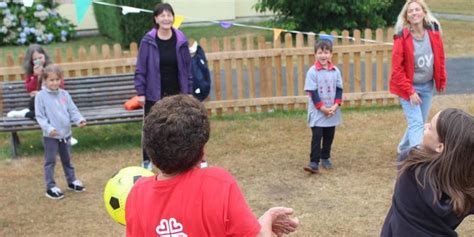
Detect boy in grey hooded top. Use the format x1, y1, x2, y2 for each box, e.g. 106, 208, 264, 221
35, 64, 86, 200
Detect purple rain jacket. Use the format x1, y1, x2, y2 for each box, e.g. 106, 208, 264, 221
134, 28, 193, 102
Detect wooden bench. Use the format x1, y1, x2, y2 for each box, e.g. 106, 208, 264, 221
0, 73, 143, 158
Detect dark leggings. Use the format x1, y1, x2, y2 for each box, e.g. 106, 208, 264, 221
310, 126, 336, 163
142, 100, 156, 162
25, 96, 36, 120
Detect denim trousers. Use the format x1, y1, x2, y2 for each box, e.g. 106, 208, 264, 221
398, 80, 434, 151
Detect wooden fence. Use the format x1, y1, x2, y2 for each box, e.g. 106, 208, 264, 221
0, 28, 397, 115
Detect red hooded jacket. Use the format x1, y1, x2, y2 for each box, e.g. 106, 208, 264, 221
389, 23, 447, 100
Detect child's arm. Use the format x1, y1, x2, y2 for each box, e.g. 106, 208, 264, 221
334, 68, 343, 106
66, 92, 86, 126
34, 93, 56, 136
308, 90, 324, 109
304, 67, 331, 115
329, 70, 344, 114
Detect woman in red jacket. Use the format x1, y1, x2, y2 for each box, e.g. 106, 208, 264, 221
390, 0, 447, 154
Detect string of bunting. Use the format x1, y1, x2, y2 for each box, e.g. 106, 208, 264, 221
75, 1, 390, 45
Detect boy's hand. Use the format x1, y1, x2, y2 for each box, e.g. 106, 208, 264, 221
49, 129, 58, 137
328, 104, 339, 115
29, 90, 38, 97
320, 106, 332, 117
79, 121, 87, 128
266, 207, 299, 237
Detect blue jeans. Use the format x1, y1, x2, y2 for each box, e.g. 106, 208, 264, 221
398, 80, 434, 151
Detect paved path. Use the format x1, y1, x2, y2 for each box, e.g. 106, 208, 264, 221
433, 13, 474, 22
445, 57, 474, 95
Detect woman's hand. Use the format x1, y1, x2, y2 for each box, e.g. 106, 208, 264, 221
409, 92, 422, 105
437, 87, 446, 94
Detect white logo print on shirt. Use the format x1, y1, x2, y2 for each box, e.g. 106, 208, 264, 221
156, 218, 188, 237
416, 54, 433, 68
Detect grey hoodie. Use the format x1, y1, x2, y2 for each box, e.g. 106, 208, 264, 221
35, 87, 85, 139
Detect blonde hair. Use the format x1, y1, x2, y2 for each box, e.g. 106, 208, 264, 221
394, 0, 441, 33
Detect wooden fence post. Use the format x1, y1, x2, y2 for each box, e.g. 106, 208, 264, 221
353, 29, 362, 94
235, 36, 246, 113
223, 37, 234, 113
284, 33, 295, 110
364, 29, 373, 94
211, 37, 222, 115
342, 30, 350, 94
246, 34, 257, 113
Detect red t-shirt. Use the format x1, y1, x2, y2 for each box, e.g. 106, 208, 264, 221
125, 167, 261, 237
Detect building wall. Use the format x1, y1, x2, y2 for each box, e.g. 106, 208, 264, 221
56, 0, 271, 30
56, 2, 98, 30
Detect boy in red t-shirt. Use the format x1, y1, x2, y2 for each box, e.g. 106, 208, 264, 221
125, 95, 299, 237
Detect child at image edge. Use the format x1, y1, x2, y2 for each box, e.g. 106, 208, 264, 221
381, 108, 473, 236
304, 36, 343, 173
35, 64, 86, 200
125, 95, 299, 236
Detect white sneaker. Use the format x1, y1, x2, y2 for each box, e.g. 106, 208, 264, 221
70, 137, 78, 146
7, 108, 30, 118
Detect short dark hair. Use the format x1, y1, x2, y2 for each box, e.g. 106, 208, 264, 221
153, 3, 175, 29
314, 40, 333, 53
144, 95, 210, 175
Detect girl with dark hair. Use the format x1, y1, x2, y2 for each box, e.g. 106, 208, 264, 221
382, 108, 474, 236
134, 3, 193, 170
7, 44, 55, 119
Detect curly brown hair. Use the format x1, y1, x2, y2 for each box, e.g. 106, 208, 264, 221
143, 95, 210, 175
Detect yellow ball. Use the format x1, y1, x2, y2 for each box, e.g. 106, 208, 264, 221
103, 166, 154, 225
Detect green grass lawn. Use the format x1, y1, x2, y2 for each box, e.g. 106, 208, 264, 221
0, 106, 403, 160
427, 0, 474, 15
0, 95, 473, 236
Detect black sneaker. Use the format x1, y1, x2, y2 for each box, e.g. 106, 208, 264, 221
46, 187, 64, 200
321, 159, 333, 169
303, 162, 319, 173
68, 180, 85, 192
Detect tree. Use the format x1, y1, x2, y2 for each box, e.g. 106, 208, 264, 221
94, 0, 160, 47
254, 0, 405, 32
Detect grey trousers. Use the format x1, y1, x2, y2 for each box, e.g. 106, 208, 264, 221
43, 137, 76, 189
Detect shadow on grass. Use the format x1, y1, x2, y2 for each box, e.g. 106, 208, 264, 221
0, 105, 401, 159
0, 122, 142, 159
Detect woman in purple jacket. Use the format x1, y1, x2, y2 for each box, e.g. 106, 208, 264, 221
134, 3, 193, 169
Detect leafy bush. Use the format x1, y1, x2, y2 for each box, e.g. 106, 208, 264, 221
254, 0, 405, 32
0, 1, 76, 46
93, 0, 160, 48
